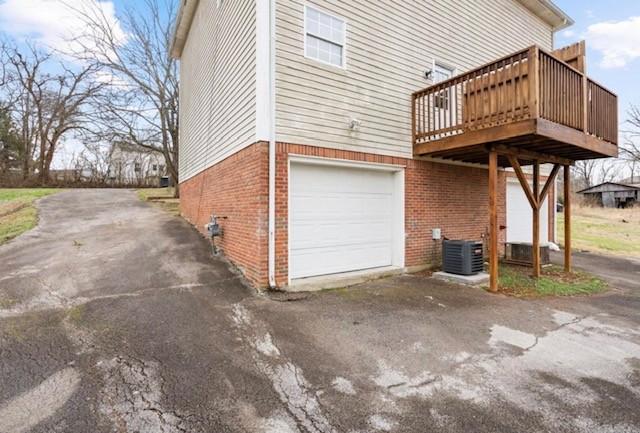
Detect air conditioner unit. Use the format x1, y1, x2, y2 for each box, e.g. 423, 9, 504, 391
442, 240, 484, 276
504, 242, 550, 265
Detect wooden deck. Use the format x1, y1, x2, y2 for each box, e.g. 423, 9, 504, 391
412, 45, 618, 166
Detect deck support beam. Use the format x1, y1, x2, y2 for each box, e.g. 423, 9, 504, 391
564, 165, 572, 272
532, 161, 541, 278
489, 150, 499, 292
507, 154, 563, 278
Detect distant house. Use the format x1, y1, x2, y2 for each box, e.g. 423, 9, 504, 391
578, 182, 640, 208
108, 142, 167, 186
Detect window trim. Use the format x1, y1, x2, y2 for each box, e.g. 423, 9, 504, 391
303, 4, 347, 69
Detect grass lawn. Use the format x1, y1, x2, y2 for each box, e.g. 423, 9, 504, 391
0, 188, 61, 244
497, 264, 607, 297
137, 187, 180, 215
558, 205, 640, 258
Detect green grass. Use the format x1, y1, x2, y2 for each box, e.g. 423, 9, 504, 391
0, 188, 60, 202
498, 264, 607, 297
0, 188, 60, 244
137, 187, 179, 215
558, 205, 640, 258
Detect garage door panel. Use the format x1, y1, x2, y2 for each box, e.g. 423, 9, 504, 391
290, 162, 398, 280
293, 195, 392, 218
291, 223, 392, 249
291, 243, 392, 279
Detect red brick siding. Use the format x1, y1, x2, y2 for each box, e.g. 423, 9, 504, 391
179, 142, 270, 287
180, 141, 512, 288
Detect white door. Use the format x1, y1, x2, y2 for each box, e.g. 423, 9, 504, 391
506, 181, 549, 244
433, 63, 456, 133
290, 162, 399, 279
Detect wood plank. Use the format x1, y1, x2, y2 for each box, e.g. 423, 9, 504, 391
564, 165, 572, 272
532, 161, 541, 278
539, 164, 561, 203
494, 144, 573, 166
551, 40, 586, 73
536, 118, 618, 156
528, 46, 540, 119
489, 150, 499, 292
414, 119, 537, 155
507, 155, 538, 209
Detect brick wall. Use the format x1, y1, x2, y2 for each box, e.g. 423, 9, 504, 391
180, 142, 270, 287
180, 141, 511, 288
274, 143, 507, 286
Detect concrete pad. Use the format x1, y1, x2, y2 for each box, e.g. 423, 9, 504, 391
433, 271, 489, 286
286, 266, 404, 292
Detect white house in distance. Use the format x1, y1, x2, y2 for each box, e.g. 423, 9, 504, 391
170, 0, 618, 289
108, 142, 168, 186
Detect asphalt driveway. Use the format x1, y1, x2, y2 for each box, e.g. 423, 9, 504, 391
1, 189, 639, 433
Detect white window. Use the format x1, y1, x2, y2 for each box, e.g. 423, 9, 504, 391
305, 6, 346, 68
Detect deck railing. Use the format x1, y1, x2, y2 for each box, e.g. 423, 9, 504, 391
587, 79, 618, 145
412, 46, 618, 147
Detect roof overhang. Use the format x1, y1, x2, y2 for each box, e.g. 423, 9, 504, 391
170, 0, 200, 59
577, 182, 640, 194
517, 0, 574, 32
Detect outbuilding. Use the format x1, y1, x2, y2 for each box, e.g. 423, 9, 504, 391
578, 182, 640, 208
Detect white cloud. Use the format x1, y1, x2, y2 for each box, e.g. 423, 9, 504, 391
0, 0, 126, 57
586, 16, 640, 69
561, 29, 575, 38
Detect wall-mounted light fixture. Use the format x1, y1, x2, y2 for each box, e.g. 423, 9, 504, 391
349, 118, 362, 131
424, 69, 433, 81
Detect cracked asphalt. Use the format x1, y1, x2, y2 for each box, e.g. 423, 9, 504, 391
1, 189, 639, 433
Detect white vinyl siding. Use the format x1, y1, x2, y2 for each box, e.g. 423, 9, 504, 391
179, 0, 256, 182
275, 0, 553, 157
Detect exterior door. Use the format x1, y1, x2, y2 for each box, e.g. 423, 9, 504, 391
433, 64, 456, 135
506, 181, 550, 243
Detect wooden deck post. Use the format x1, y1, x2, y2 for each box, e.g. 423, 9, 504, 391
532, 161, 541, 278
564, 164, 572, 272
489, 149, 499, 292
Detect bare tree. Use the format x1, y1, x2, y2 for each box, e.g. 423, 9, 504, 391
1, 42, 104, 183
573, 160, 597, 190
75, 141, 114, 184
621, 105, 640, 176
67, 0, 179, 195
597, 159, 617, 184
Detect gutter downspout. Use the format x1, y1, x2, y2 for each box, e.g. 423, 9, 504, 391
267, 0, 277, 288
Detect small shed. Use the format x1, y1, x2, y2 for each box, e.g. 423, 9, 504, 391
578, 182, 640, 208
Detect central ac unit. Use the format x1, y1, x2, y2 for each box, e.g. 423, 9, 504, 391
442, 240, 484, 276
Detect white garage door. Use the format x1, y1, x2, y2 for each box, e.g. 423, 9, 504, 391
506, 181, 549, 244
290, 162, 400, 279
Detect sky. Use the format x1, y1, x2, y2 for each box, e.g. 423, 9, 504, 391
0, 0, 639, 169
554, 0, 640, 126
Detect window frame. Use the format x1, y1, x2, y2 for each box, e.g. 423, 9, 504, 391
303, 4, 347, 69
